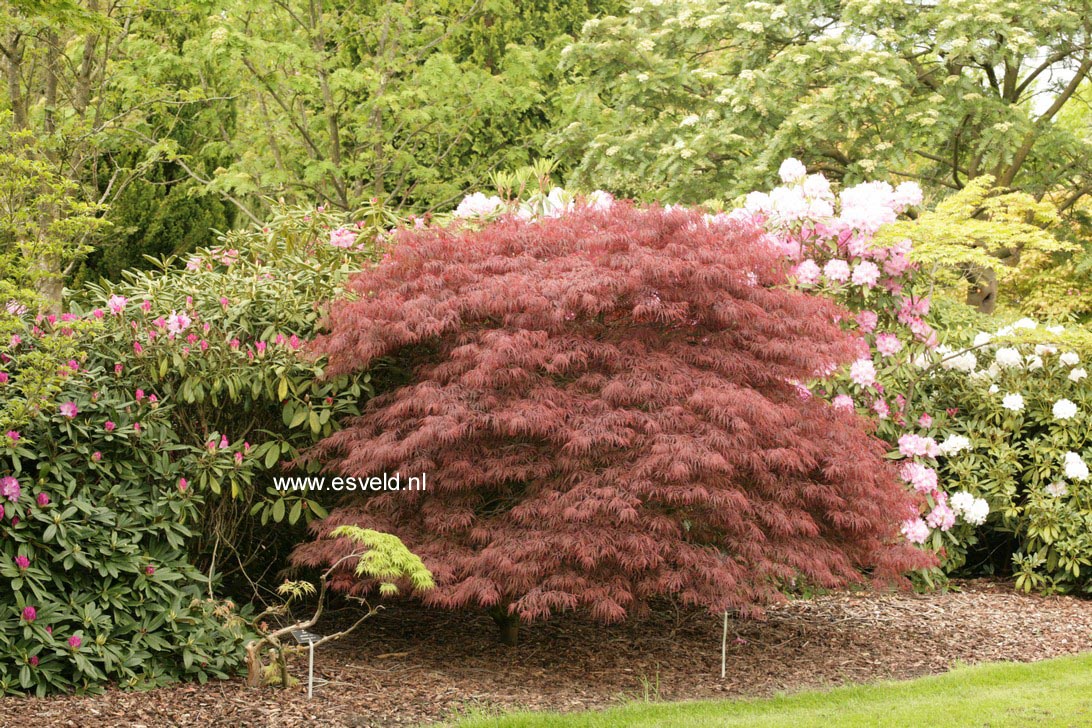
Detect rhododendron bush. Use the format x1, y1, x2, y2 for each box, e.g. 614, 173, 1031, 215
0, 320, 249, 694
293, 202, 930, 643
76, 203, 388, 569
725, 160, 1092, 592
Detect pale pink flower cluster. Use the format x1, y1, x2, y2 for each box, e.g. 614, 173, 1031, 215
900, 461, 938, 493
897, 433, 940, 458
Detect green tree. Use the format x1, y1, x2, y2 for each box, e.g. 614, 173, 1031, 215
555, 0, 1092, 207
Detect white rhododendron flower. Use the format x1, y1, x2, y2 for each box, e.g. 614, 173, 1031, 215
973, 332, 992, 347
963, 498, 989, 526
950, 491, 975, 514
1046, 324, 1065, 335
941, 351, 977, 372
994, 347, 1023, 368
778, 157, 807, 183
939, 434, 971, 456
454, 192, 504, 218
1026, 354, 1043, 370
1001, 393, 1024, 411
1070, 367, 1087, 382
1064, 452, 1089, 481
1012, 318, 1037, 330
587, 190, 614, 210
1053, 399, 1078, 420
1046, 481, 1069, 498
988, 384, 999, 394
1061, 351, 1080, 366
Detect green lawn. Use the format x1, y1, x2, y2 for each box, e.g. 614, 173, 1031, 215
457, 653, 1092, 727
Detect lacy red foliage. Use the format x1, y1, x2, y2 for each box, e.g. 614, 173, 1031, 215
292, 204, 932, 625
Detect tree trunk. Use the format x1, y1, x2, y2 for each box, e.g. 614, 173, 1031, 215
964, 266, 997, 314
490, 606, 520, 646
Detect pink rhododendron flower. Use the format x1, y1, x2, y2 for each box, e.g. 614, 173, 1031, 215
330, 227, 358, 248
792, 259, 821, 286
135, 389, 145, 402
851, 261, 881, 288
21, 606, 36, 622
104, 421, 116, 432
856, 310, 878, 333
849, 359, 876, 387
67, 635, 82, 649
133, 341, 144, 355
901, 517, 930, 544
832, 394, 855, 411
872, 398, 889, 419
918, 413, 933, 428
898, 433, 940, 458
178, 477, 188, 492
92, 451, 102, 462
115, 362, 124, 375
107, 294, 128, 314
926, 502, 956, 531
823, 259, 851, 282
59, 401, 78, 418
875, 333, 903, 357
900, 461, 938, 493
14, 555, 29, 569
165, 311, 192, 337
9, 334, 21, 346
5, 430, 17, 443
0, 372, 8, 384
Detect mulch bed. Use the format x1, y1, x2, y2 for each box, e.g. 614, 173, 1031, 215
6, 579, 1092, 727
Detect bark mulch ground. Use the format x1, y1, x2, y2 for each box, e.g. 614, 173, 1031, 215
5, 579, 1091, 727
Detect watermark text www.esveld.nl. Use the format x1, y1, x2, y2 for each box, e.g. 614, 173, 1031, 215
272, 473, 427, 492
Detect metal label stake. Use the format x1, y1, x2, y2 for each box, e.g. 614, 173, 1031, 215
291, 628, 325, 698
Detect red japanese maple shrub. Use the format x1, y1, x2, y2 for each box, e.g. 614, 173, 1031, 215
292, 203, 931, 643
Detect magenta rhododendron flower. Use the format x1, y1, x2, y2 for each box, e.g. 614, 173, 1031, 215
1, 476, 21, 502
114, 362, 124, 375
59, 401, 78, 418
104, 421, 116, 432
135, 389, 144, 402
178, 477, 188, 492
67, 635, 82, 649
21, 606, 36, 622
36, 492, 49, 507
92, 451, 102, 462
133, 341, 144, 355
28, 656, 38, 666
14, 555, 29, 569
145, 565, 155, 575
6, 430, 18, 442
0, 372, 8, 384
